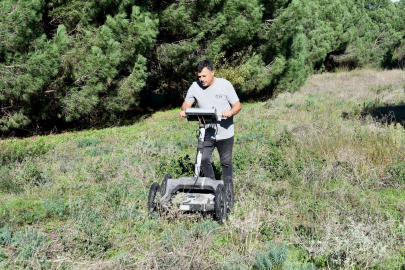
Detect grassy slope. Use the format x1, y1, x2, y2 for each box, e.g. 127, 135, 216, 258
1, 69, 405, 269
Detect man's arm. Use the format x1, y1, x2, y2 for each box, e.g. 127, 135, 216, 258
222, 101, 241, 118
179, 101, 194, 117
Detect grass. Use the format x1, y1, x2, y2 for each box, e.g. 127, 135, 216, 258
0, 69, 405, 269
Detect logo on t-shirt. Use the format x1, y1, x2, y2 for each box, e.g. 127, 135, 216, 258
215, 94, 227, 99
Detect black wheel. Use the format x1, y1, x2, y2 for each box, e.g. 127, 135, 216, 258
214, 184, 227, 224
148, 182, 161, 214
160, 174, 172, 197
224, 176, 234, 212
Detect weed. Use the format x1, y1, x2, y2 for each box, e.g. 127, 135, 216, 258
85, 146, 111, 156
0, 225, 12, 245
239, 131, 266, 142
156, 154, 194, 178
284, 102, 294, 108
223, 252, 250, 270
0, 164, 21, 193
192, 219, 218, 238
253, 242, 288, 270
0, 247, 6, 262
0, 138, 53, 165
41, 199, 68, 219
76, 137, 101, 148
385, 159, 405, 185
105, 184, 129, 208
11, 228, 49, 263
370, 84, 393, 94
304, 98, 315, 111
113, 205, 143, 221
311, 221, 388, 268
161, 223, 192, 250
73, 208, 111, 258
22, 161, 47, 186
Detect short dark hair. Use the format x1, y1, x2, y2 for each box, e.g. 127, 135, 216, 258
196, 60, 214, 72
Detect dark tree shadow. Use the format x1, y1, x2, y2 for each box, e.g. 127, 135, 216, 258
360, 102, 405, 126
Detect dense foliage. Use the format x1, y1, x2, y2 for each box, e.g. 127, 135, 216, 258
0, 0, 404, 132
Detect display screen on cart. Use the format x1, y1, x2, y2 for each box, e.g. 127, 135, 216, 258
185, 108, 218, 122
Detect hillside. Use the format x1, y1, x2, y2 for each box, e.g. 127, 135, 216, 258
1, 69, 405, 269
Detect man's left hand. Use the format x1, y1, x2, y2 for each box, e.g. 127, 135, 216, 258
222, 110, 233, 118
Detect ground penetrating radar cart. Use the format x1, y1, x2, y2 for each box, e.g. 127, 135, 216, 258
147, 108, 234, 224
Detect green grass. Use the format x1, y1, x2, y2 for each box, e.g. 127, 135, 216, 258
1, 69, 405, 269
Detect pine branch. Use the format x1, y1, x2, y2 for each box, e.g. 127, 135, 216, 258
2, 65, 22, 68
372, 29, 386, 51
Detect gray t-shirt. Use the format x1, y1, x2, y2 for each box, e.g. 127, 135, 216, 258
185, 78, 239, 140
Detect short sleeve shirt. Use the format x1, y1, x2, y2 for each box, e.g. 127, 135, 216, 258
185, 78, 239, 140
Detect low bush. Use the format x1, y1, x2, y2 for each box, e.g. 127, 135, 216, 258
253, 242, 288, 270
311, 221, 388, 269
76, 138, 101, 148
386, 159, 405, 185
0, 225, 12, 245
22, 161, 47, 186
0, 165, 21, 193
85, 146, 111, 156
0, 138, 53, 165
192, 219, 218, 238
0, 247, 6, 262
222, 253, 250, 270
105, 184, 130, 209
156, 154, 195, 178
72, 208, 111, 258
223, 242, 315, 270
11, 228, 49, 264
41, 199, 69, 219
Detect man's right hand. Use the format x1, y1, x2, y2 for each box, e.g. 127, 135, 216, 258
180, 101, 193, 118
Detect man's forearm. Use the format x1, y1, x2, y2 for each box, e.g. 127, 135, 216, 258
181, 101, 193, 111
230, 102, 241, 116
180, 101, 194, 117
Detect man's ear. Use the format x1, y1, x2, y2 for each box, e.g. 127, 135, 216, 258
212, 70, 215, 76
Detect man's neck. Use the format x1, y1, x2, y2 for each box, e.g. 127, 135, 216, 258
206, 77, 216, 88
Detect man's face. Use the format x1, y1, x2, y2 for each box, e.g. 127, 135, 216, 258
197, 67, 215, 87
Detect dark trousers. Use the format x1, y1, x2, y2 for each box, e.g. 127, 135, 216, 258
201, 136, 234, 180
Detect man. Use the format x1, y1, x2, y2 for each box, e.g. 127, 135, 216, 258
180, 60, 241, 186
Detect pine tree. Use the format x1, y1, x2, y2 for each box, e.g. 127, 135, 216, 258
0, 0, 404, 132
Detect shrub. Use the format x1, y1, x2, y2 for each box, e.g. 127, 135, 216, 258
0, 225, 12, 245
0, 247, 6, 262
105, 184, 129, 208
113, 205, 143, 221
0, 165, 21, 193
213, 47, 253, 91
11, 228, 49, 262
41, 199, 68, 219
0, 139, 53, 165
253, 242, 288, 270
386, 159, 405, 185
312, 221, 388, 268
76, 138, 101, 148
73, 208, 111, 258
192, 220, 218, 238
156, 155, 194, 178
161, 223, 192, 251
85, 146, 110, 156
22, 161, 47, 186
223, 252, 250, 270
